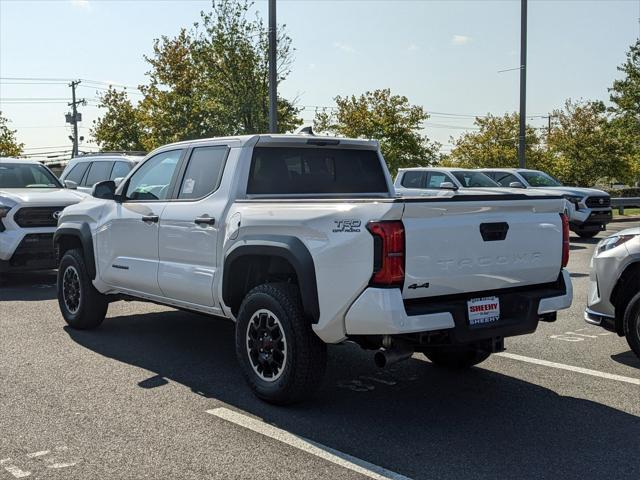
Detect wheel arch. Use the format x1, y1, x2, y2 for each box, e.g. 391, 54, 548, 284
222, 235, 319, 323
610, 261, 640, 335
54, 222, 97, 279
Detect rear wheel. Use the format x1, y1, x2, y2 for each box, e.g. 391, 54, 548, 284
424, 347, 491, 369
57, 248, 108, 329
623, 291, 640, 359
235, 283, 327, 405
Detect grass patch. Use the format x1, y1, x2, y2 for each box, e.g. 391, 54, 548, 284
614, 207, 640, 217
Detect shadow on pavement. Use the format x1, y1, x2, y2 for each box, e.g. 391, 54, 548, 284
0, 271, 57, 301
611, 351, 640, 369
569, 272, 589, 278
65, 309, 640, 480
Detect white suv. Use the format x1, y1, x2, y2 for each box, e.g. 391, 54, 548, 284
0, 158, 87, 275
59, 154, 144, 193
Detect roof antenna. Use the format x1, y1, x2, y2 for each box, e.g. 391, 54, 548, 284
294, 125, 316, 136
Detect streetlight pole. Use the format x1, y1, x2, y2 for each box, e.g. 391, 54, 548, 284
268, 0, 278, 133
518, 0, 527, 168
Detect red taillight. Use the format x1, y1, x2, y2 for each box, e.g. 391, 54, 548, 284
560, 213, 570, 268
367, 221, 405, 287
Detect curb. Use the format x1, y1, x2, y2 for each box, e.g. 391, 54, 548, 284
611, 216, 640, 224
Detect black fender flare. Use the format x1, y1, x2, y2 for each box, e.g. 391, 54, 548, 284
54, 222, 97, 279
223, 235, 320, 323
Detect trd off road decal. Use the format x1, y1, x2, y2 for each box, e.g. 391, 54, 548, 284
333, 220, 362, 233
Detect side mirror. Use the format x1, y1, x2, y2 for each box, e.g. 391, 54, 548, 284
92, 180, 116, 200
113, 177, 125, 188
64, 180, 78, 190
439, 181, 458, 190
509, 181, 525, 189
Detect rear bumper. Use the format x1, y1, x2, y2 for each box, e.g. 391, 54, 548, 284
0, 233, 58, 272
345, 269, 572, 343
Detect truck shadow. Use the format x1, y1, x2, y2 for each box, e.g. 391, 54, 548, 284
611, 351, 640, 369
0, 271, 57, 301
65, 309, 640, 480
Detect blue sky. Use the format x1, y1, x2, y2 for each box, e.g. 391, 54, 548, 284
0, 0, 638, 158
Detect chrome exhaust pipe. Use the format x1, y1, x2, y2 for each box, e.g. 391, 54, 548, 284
374, 347, 413, 368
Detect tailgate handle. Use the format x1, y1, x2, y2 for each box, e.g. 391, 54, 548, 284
479, 222, 509, 241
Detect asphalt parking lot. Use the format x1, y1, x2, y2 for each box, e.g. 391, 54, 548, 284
1, 221, 639, 480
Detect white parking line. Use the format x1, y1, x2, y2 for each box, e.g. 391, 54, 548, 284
206, 407, 412, 480
496, 352, 640, 386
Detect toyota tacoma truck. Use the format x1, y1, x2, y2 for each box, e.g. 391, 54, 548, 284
0, 158, 87, 275
54, 135, 573, 404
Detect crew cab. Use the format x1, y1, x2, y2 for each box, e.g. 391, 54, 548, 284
54, 135, 573, 404
0, 158, 87, 274
59, 153, 144, 193
480, 168, 613, 238
394, 167, 503, 196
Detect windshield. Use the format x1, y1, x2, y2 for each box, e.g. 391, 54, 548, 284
452, 171, 500, 188
519, 171, 563, 187
0, 163, 61, 188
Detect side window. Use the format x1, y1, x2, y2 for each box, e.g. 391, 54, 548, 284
110, 161, 132, 180
401, 171, 426, 188
494, 173, 520, 187
65, 162, 90, 184
178, 146, 228, 200
426, 172, 449, 188
125, 150, 183, 201
84, 161, 114, 187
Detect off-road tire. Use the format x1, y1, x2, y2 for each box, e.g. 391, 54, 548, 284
424, 347, 491, 369
235, 283, 327, 405
623, 291, 640, 358
57, 248, 108, 329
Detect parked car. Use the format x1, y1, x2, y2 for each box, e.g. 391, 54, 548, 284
480, 169, 612, 238
54, 135, 573, 404
59, 153, 144, 193
394, 167, 506, 196
0, 158, 87, 274
585, 227, 640, 358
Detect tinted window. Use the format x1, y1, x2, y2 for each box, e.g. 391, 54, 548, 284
247, 147, 388, 195
84, 161, 114, 187
401, 171, 426, 188
491, 172, 521, 187
110, 161, 132, 180
65, 162, 90, 184
519, 171, 563, 187
178, 146, 227, 200
452, 171, 499, 187
426, 172, 450, 188
125, 150, 182, 201
0, 163, 61, 188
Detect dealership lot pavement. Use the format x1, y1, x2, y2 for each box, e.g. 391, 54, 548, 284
1, 221, 638, 480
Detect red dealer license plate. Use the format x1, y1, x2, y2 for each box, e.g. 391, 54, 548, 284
467, 296, 500, 327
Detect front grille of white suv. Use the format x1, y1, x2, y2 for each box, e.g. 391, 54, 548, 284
585, 196, 610, 208
13, 207, 65, 228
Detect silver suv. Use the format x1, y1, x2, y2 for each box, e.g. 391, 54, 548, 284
585, 227, 640, 358
59, 153, 144, 193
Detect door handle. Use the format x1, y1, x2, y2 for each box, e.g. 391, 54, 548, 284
194, 216, 216, 226
141, 215, 159, 223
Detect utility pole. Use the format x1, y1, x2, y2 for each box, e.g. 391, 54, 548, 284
66, 80, 85, 158
268, 0, 278, 133
518, 0, 527, 168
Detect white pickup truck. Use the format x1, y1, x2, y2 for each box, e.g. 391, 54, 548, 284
54, 135, 573, 404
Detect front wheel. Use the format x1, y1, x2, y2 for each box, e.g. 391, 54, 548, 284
235, 283, 327, 405
423, 347, 491, 369
623, 291, 640, 359
57, 248, 108, 329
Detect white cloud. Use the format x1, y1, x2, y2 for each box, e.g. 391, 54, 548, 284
70, 0, 90, 9
333, 42, 356, 54
407, 44, 419, 52
451, 35, 471, 46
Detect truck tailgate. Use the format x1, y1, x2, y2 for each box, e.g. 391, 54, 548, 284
401, 196, 564, 300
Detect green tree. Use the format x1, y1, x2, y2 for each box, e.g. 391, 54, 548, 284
608, 40, 640, 183
93, 0, 302, 151
548, 99, 630, 186
313, 89, 439, 174
90, 88, 145, 151
0, 112, 24, 157
448, 113, 548, 170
